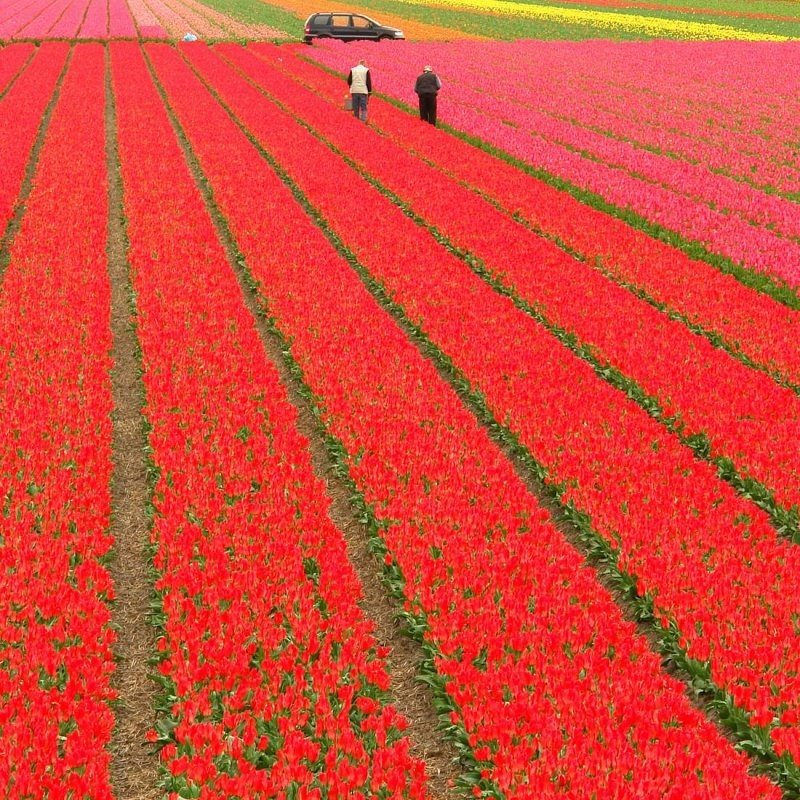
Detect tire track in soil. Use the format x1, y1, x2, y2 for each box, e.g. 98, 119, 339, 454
105, 44, 164, 800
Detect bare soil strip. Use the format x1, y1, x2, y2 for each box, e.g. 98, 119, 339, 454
104, 45, 163, 800
143, 44, 462, 800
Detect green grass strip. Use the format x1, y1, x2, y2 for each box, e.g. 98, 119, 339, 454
193, 0, 303, 36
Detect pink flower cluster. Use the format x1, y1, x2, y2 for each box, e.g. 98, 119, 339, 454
0, 0, 136, 37
0, 0, 277, 39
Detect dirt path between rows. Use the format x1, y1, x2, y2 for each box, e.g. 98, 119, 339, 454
105, 46, 163, 800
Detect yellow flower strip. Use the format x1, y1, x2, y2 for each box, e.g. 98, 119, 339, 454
544, 0, 800, 24
395, 0, 791, 40
263, 0, 486, 39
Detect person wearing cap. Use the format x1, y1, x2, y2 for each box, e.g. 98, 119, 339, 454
414, 65, 442, 126
347, 58, 372, 122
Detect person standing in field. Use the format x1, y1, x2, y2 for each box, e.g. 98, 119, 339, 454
347, 58, 372, 122
414, 65, 442, 126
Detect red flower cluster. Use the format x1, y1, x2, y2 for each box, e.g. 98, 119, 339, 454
275, 44, 800, 391
111, 41, 427, 799
199, 42, 800, 772
235, 44, 800, 520
0, 44, 34, 97
0, 43, 67, 244
146, 41, 780, 797
202, 42, 800, 767
0, 44, 116, 797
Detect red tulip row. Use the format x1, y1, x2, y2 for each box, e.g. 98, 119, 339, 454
110, 41, 427, 800
276, 45, 800, 391
219, 45, 800, 528
0, 42, 67, 244
146, 41, 782, 798
0, 43, 32, 93
0, 44, 116, 798
178, 43, 800, 773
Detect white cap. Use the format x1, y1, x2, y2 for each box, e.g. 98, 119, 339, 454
423, 65, 432, 72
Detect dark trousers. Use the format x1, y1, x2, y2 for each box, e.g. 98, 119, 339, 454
418, 92, 437, 126
352, 93, 368, 122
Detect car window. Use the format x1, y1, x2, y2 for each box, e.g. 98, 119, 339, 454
313, 14, 331, 25
352, 16, 373, 28
330, 14, 350, 27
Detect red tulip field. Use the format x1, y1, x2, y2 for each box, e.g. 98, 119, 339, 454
1, 13, 800, 800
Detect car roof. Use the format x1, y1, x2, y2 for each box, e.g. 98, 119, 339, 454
313, 11, 379, 19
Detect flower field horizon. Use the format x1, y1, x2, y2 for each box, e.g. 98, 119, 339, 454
1, 2, 800, 798
3, 0, 800, 39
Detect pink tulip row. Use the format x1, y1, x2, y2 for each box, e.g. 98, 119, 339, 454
11, 0, 79, 38
308, 39, 800, 198
78, 0, 108, 38
285, 45, 800, 388
80, 0, 137, 38
0, 44, 116, 798
251, 45, 800, 526
0, 0, 31, 28
484, 103, 800, 243
124, 0, 167, 38
209, 42, 800, 769
1, 0, 63, 38
410, 40, 800, 198
0, 0, 273, 39
410, 42, 800, 242
125, 0, 187, 39
138, 0, 228, 39
150, 39, 785, 797
110, 40, 428, 799
107, 0, 137, 37
125, 0, 284, 41
305, 40, 800, 288
0, 0, 138, 38
168, 0, 284, 41
0, 0, 44, 38
49, 0, 91, 38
